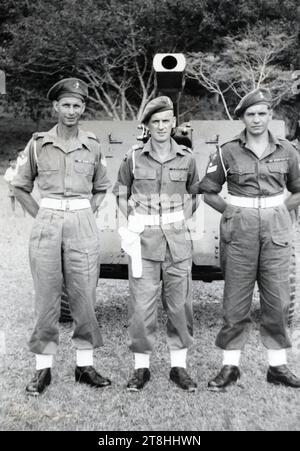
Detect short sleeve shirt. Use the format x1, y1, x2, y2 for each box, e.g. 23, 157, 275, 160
113, 138, 199, 262
197, 130, 300, 196
12, 125, 111, 199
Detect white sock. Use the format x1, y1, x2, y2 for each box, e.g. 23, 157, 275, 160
170, 348, 187, 368
36, 354, 53, 370
222, 350, 241, 367
134, 353, 150, 369
76, 349, 93, 367
267, 349, 287, 367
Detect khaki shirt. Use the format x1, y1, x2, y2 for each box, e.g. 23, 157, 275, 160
113, 138, 199, 262
12, 125, 111, 199
197, 130, 300, 196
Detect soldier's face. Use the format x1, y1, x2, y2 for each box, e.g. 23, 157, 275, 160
147, 110, 176, 143
53, 97, 85, 127
242, 104, 272, 136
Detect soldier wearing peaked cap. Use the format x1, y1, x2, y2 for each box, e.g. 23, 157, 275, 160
47, 78, 89, 102
113, 96, 199, 392
193, 87, 300, 391
12, 78, 112, 395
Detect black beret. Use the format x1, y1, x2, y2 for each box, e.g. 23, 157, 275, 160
234, 88, 273, 117
141, 96, 174, 124
47, 78, 88, 101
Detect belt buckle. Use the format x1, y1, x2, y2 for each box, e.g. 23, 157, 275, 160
257, 197, 261, 208
65, 199, 70, 211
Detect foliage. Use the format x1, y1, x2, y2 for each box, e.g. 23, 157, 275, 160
0, 0, 299, 124
186, 27, 297, 119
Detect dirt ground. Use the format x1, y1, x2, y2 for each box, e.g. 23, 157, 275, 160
0, 176, 300, 431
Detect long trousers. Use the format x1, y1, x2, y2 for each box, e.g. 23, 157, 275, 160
217, 204, 293, 350
128, 246, 193, 353
28, 207, 102, 354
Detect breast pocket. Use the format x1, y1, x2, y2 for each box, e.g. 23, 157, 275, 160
133, 168, 157, 192
74, 160, 95, 176
38, 161, 60, 172
229, 163, 255, 185
169, 169, 188, 182
267, 162, 287, 184
134, 169, 157, 180
37, 160, 60, 191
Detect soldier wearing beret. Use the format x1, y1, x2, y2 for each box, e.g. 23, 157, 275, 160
193, 87, 300, 390
13, 78, 112, 395
113, 96, 199, 391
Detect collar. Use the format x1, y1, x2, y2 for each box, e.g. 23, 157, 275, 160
141, 137, 186, 157
41, 125, 91, 152
238, 129, 281, 147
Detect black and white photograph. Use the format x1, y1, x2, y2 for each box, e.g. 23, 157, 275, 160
0, 0, 300, 433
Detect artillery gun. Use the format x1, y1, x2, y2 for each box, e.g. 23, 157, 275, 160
60, 54, 296, 326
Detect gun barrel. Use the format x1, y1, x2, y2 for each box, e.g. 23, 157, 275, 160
153, 53, 186, 122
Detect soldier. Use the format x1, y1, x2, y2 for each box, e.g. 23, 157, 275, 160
13, 78, 112, 396
113, 96, 199, 392
193, 88, 300, 391
290, 120, 300, 153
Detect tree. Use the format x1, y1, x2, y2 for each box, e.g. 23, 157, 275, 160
1, 0, 300, 122
186, 27, 297, 119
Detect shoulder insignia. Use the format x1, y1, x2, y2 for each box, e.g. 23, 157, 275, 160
209, 151, 218, 164
206, 152, 219, 174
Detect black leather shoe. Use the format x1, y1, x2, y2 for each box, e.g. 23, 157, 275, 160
208, 365, 240, 392
26, 368, 51, 396
127, 368, 150, 391
170, 367, 197, 392
75, 366, 111, 388
267, 365, 300, 388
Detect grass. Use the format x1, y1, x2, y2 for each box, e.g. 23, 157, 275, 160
0, 175, 300, 431
0, 115, 300, 430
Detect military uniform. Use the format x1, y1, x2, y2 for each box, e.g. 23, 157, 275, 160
197, 129, 300, 350
13, 125, 110, 355
113, 136, 199, 353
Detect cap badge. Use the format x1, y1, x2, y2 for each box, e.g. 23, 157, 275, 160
74, 82, 80, 90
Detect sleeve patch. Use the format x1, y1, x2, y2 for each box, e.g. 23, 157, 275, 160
207, 165, 217, 173
17, 154, 28, 166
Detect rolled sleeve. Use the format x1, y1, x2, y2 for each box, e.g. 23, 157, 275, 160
92, 152, 111, 193
186, 156, 199, 193
11, 139, 37, 193
112, 157, 133, 199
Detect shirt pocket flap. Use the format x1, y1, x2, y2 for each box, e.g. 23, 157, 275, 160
231, 163, 255, 175
267, 162, 287, 174
134, 169, 156, 180
169, 169, 188, 181
38, 161, 60, 172
74, 160, 95, 175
